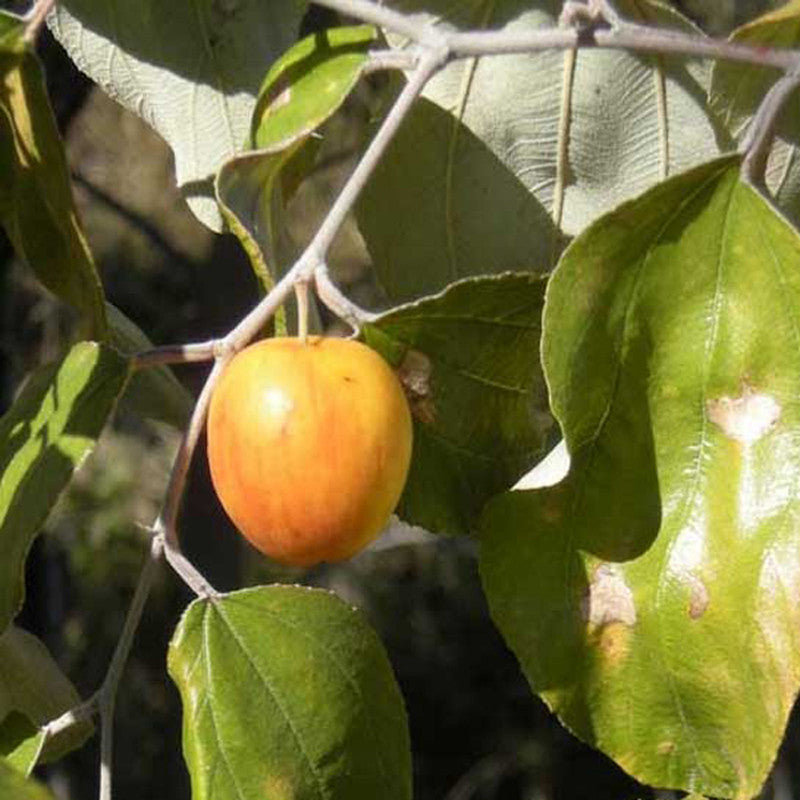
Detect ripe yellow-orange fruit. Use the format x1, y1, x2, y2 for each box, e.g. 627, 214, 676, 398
206, 336, 413, 567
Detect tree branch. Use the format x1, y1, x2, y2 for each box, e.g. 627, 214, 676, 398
314, 263, 377, 332
132, 340, 219, 369
153, 357, 224, 599
741, 65, 800, 188
312, 0, 800, 71
302, 0, 446, 48
304, 49, 447, 263
41, 533, 165, 799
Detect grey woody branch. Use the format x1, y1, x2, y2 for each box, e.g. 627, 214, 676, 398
314, 263, 378, 332
741, 64, 800, 187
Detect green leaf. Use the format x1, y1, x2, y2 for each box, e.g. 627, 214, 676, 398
168, 585, 411, 800
360, 0, 724, 302
363, 273, 553, 535
480, 156, 800, 797
0, 11, 24, 52
217, 25, 376, 292
49, 0, 308, 231
251, 25, 377, 150
357, 97, 559, 303
216, 145, 307, 295
0, 18, 107, 337
0, 758, 55, 800
0, 342, 129, 632
106, 303, 193, 429
0, 626, 93, 773
708, 1, 800, 223
709, 1, 800, 135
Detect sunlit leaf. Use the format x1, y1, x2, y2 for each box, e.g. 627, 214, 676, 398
0, 343, 129, 632
480, 156, 800, 797
708, 0, 800, 222
168, 585, 411, 800
50, 0, 307, 230
0, 626, 93, 773
363, 273, 553, 535
251, 25, 376, 150
0, 758, 55, 800
0, 10, 106, 337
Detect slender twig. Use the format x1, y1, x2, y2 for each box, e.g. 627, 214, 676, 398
313, 0, 800, 71
23, 0, 55, 44
446, 24, 800, 68
311, 50, 446, 258
295, 280, 310, 342
132, 340, 219, 369
40, 532, 165, 788
217, 50, 444, 356
41, 696, 97, 742
96, 532, 165, 800
98, 687, 114, 800
314, 263, 377, 332
154, 358, 225, 599
365, 48, 419, 73
99, 535, 165, 696
301, 0, 447, 48
741, 65, 800, 187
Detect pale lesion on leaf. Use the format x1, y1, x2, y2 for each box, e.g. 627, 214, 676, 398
589, 622, 633, 667
582, 564, 637, 627
687, 575, 709, 619
706, 383, 780, 445
582, 564, 637, 665
261, 773, 296, 800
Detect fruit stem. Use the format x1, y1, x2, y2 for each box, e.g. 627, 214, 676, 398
295, 280, 310, 343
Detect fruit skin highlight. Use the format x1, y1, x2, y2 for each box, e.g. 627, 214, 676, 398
206, 336, 413, 567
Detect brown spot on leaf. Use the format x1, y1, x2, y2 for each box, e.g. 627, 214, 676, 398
582, 565, 637, 627
657, 741, 676, 756
262, 774, 295, 800
688, 577, 709, 619
591, 621, 632, 666
397, 349, 435, 424
707, 384, 780, 444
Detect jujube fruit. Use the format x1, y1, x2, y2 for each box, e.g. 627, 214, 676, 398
206, 336, 413, 566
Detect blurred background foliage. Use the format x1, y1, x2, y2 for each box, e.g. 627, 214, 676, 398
2, 1, 800, 799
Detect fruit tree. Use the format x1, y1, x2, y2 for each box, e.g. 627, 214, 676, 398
3, 0, 800, 799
